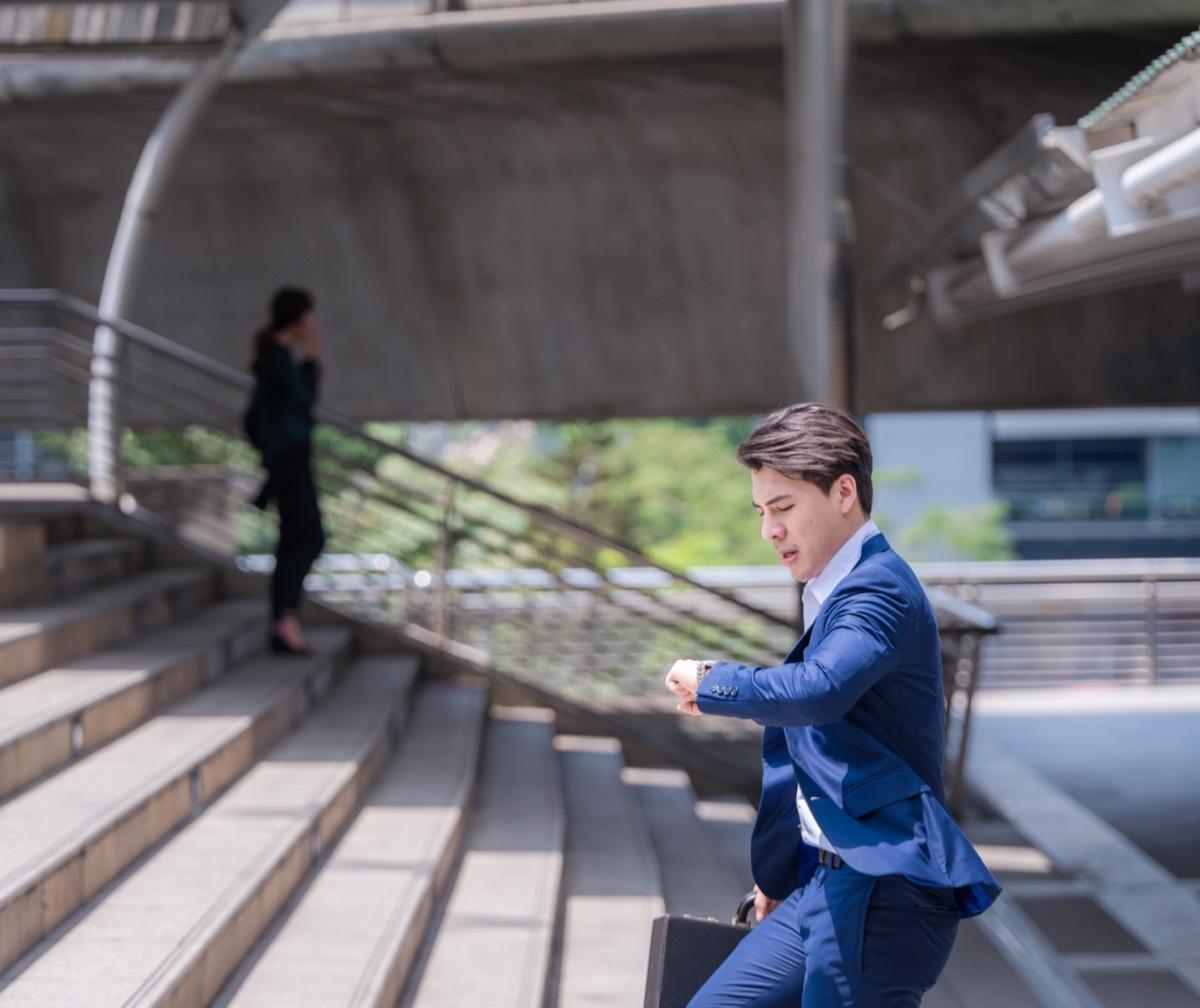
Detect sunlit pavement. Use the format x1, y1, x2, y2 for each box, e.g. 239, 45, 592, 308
932, 684, 1200, 1008
972, 684, 1200, 879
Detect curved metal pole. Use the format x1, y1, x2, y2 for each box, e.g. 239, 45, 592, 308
88, 30, 245, 503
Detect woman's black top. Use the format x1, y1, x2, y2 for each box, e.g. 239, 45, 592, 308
246, 342, 319, 464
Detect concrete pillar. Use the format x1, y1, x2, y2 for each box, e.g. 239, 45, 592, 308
784, 0, 851, 408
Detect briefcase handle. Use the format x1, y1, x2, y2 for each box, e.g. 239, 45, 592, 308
734, 890, 756, 927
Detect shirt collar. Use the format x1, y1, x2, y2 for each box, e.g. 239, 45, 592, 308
802, 518, 880, 631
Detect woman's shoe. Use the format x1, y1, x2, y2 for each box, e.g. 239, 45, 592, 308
270, 611, 313, 655
270, 631, 314, 656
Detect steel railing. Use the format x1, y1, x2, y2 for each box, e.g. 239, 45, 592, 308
920, 557, 1200, 689
0, 288, 999, 804
0, 290, 807, 694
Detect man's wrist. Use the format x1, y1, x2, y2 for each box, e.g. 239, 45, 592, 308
695, 660, 715, 688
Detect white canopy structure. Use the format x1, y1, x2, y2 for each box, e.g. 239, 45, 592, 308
892, 28, 1200, 328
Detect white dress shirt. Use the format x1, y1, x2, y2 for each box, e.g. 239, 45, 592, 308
795, 518, 881, 854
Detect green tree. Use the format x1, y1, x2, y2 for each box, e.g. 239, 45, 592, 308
467, 418, 766, 569
899, 501, 1016, 562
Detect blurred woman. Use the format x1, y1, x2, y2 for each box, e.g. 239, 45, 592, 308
246, 287, 326, 654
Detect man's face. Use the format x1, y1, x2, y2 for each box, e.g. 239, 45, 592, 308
750, 467, 861, 583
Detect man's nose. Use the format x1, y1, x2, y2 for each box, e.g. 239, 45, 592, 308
761, 516, 783, 542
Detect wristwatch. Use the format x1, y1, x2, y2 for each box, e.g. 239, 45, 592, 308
695, 660, 715, 687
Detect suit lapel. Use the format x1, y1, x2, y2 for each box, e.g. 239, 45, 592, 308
781, 533, 891, 664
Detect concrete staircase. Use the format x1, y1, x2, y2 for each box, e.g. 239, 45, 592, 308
0, 505, 758, 1008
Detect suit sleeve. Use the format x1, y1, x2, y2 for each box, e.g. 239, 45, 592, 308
696, 577, 912, 727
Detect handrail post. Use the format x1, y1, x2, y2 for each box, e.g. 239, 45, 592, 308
435, 481, 457, 643
87, 323, 127, 504
944, 630, 983, 816
1144, 576, 1158, 685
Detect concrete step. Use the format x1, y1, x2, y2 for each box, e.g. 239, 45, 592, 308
0, 656, 418, 1008
693, 796, 756, 897
0, 521, 47, 608
401, 707, 564, 1008
217, 680, 488, 1008
927, 915, 1057, 1008
0, 566, 218, 688
0, 598, 266, 800
968, 738, 1200, 1002
625, 765, 752, 922
44, 537, 146, 599
0, 504, 88, 549
554, 736, 665, 1008
0, 627, 352, 975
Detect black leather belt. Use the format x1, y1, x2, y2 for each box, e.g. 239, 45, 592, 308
817, 850, 844, 870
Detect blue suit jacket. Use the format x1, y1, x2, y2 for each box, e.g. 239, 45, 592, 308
697, 533, 1000, 918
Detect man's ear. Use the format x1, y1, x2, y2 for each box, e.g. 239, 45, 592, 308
835, 473, 858, 514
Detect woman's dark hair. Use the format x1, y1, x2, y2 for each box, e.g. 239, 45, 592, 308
251, 287, 314, 368
735, 403, 874, 514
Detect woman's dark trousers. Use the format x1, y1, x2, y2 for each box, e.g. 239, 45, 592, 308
267, 444, 325, 622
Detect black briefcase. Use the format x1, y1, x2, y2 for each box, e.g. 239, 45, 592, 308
644, 892, 756, 1008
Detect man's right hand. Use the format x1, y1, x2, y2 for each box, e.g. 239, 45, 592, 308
665, 659, 706, 716
753, 886, 781, 923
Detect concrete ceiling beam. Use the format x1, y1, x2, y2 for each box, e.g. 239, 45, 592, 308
0, 0, 1197, 103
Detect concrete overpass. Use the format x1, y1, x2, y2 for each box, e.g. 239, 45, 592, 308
1, 0, 1199, 421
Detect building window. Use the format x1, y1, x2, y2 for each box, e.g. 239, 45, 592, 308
993, 438, 1146, 520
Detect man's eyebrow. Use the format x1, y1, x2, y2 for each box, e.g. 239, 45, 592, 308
752, 493, 794, 510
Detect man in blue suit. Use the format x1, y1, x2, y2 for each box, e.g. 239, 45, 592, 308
666, 403, 1000, 1007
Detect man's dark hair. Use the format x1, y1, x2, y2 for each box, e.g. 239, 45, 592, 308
735, 403, 874, 514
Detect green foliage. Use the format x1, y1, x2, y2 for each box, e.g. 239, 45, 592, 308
875, 465, 920, 489
33, 425, 260, 481
465, 418, 768, 569
313, 423, 391, 474
32, 429, 88, 473
121, 425, 259, 470
899, 500, 1016, 562
45, 417, 1017, 572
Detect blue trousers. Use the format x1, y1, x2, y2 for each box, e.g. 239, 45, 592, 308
688, 864, 959, 1007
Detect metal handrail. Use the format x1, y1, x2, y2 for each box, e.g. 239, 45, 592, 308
0, 290, 808, 696
0, 289, 1001, 801
11, 289, 796, 633
919, 556, 1200, 587
916, 556, 1200, 694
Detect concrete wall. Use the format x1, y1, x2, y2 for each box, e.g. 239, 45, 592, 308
867, 412, 992, 538
1, 56, 789, 420
0, 162, 41, 287
1, 27, 1198, 420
